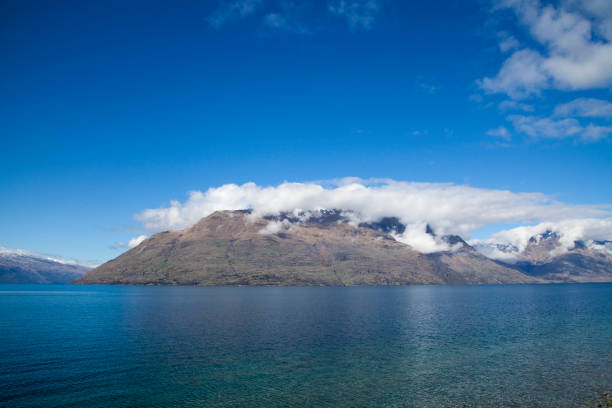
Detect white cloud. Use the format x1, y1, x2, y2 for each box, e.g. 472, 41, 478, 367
499, 34, 520, 52
391, 222, 462, 253
417, 78, 441, 94
209, 0, 264, 27
469, 240, 521, 262
263, 12, 287, 28
554, 97, 612, 118
258, 219, 293, 234
480, 3, 612, 144
507, 114, 612, 141
479, 49, 550, 99
134, 179, 610, 253
480, 0, 612, 99
587, 240, 612, 255
328, 0, 379, 30
469, 94, 484, 103
208, 0, 382, 33
576, 0, 612, 40
128, 235, 148, 248
507, 115, 581, 138
117, 235, 149, 249
486, 125, 512, 140
263, 12, 311, 35
581, 123, 612, 141
498, 100, 534, 112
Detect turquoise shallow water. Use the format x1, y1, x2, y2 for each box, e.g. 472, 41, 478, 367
0, 284, 610, 407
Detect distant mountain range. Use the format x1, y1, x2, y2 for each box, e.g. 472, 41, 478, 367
75, 210, 612, 285
0, 247, 91, 284
473, 231, 612, 283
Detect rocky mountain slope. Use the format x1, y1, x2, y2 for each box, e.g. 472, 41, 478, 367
75, 210, 537, 285
517, 234, 611, 282
0, 247, 91, 284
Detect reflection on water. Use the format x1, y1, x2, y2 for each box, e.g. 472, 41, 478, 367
0, 284, 611, 407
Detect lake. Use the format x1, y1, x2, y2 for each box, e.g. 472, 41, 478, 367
0, 284, 610, 407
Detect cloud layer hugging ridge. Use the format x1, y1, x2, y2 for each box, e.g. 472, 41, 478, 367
133, 179, 611, 253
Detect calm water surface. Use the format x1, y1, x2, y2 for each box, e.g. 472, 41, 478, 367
0, 284, 610, 407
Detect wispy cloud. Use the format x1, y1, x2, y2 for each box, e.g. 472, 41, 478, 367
263, 12, 290, 29
498, 32, 520, 52
209, 0, 381, 32
263, 12, 311, 35
469, 94, 484, 103
479, 49, 549, 99
507, 114, 612, 142
208, 0, 264, 27
498, 100, 534, 112
327, 0, 380, 30
416, 77, 441, 94
486, 125, 512, 140
553, 97, 612, 118
116, 235, 148, 249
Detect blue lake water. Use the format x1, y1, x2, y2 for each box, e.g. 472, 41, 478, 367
0, 284, 610, 407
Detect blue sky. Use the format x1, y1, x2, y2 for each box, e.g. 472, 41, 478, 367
1, 0, 611, 264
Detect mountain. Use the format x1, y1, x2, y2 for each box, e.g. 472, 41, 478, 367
474, 232, 612, 282
75, 210, 537, 285
518, 236, 612, 282
0, 247, 91, 284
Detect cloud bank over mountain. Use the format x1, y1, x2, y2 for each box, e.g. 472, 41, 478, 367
491, 218, 612, 251
133, 179, 611, 253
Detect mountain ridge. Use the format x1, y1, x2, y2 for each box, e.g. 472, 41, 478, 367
474, 231, 612, 282
75, 210, 537, 285
75, 210, 612, 286
0, 247, 91, 284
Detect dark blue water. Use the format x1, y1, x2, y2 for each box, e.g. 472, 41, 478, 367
0, 284, 610, 407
